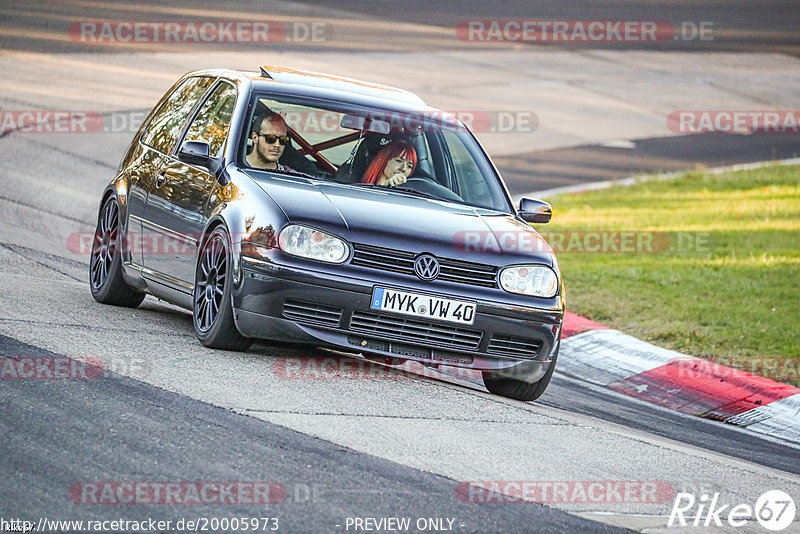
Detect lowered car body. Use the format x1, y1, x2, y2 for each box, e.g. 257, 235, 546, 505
89, 66, 565, 401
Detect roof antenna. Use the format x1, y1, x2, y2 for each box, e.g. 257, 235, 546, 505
259, 66, 273, 79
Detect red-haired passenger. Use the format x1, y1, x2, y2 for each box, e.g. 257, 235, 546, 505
362, 140, 417, 186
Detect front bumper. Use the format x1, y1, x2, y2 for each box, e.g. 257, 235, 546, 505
233, 258, 562, 380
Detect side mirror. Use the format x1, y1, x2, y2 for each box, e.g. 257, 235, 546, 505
178, 140, 214, 169
518, 197, 552, 224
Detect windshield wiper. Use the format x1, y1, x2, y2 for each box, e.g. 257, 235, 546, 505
390, 186, 449, 201
347, 182, 449, 201
270, 167, 321, 180
347, 182, 382, 188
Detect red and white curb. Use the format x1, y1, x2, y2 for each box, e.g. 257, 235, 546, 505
560, 311, 800, 444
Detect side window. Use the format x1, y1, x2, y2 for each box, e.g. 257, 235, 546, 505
141, 76, 215, 154
183, 83, 237, 158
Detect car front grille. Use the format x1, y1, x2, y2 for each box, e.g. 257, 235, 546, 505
349, 311, 483, 350
351, 243, 498, 288
282, 299, 343, 327
284, 300, 543, 361
487, 334, 543, 358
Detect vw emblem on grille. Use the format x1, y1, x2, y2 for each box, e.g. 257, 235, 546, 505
414, 254, 440, 281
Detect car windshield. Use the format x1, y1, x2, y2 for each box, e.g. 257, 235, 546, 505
240, 94, 513, 213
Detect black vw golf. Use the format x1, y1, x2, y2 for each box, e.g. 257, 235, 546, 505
90, 66, 564, 401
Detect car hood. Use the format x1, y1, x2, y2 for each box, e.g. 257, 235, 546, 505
248, 175, 553, 267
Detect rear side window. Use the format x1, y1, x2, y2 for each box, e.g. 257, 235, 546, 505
141, 76, 215, 154
184, 82, 237, 158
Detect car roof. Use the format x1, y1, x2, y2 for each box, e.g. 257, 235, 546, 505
256, 66, 427, 106
187, 67, 445, 116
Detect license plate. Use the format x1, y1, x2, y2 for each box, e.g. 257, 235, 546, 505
370, 287, 476, 325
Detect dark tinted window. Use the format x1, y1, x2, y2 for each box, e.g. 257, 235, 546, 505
184, 82, 237, 158
141, 76, 214, 154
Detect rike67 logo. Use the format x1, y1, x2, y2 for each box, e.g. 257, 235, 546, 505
669, 490, 796, 531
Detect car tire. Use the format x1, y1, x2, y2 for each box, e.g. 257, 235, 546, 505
193, 226, 253, 351
89, 196, 146, 308
482, 341, 559, 402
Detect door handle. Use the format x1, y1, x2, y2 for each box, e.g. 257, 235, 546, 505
155, 172, 167, 188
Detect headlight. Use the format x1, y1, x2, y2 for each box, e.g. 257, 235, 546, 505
278, 225, 349, 263
499, 265, 559, 298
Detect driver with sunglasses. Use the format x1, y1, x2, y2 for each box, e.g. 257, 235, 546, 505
246, 111, 293, 171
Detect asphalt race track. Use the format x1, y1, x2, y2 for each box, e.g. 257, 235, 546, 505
1, 1, 799, 532
1, 335, 627, 534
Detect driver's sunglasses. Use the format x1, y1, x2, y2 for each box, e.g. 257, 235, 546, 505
257, 133, 290, 145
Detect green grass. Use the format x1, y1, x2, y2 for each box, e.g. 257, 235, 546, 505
545, 164, 800, 385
